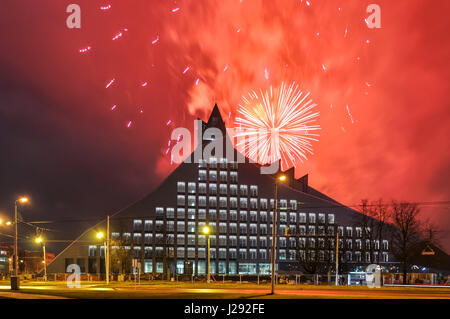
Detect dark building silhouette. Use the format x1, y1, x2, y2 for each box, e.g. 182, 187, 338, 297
46, 104, 447, 279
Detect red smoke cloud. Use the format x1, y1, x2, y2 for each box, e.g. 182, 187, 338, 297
0, 0, 448, 250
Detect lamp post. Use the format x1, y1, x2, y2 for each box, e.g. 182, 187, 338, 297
97, 227, 110, 284
202, 225, 211, 283
34, 236, 47, 281
271, 175, 286, 295
12, 196, 28, 290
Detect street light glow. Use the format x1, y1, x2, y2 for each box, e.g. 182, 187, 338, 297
96, 232, 104, 239
18, 197, 29, 204
35, 236, 43, 244
5, 221, 12, 226
202, 226, 210, 235
278, 175, 287, 181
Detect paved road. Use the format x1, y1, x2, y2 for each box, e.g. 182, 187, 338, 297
1, 284, 449, 299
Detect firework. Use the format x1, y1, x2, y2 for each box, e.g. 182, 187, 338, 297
105, 78, 115, 88
100, 4, 111, 11
234, 82, 320, 170
79, 46, 91, 53
182, 66, 190, 74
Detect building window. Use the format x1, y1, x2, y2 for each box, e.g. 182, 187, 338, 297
219, 158, 228, 169
198, 183, 207, 194
230, 172, 238, 183
209, 170, 217, 181
177, 196, 185, 206
219, 184, 227, 195
230, 197, 238, 208
133, 220, 142, 231
383, 240, 389, 250
219, 223, 227, 233
177, 222, 185, 232
187, 209, 196, 220
188, 196, 196, 207
382, 252, 389, 262
239, 249, 247, 259
260, 211, 267, 222
144, 234, 152, 244
218, 248, 226, 259
206, 209, 215, 219
239, 224, 247, 234
250, 185, 258, 197
199, 170, 207, 181
309, 213, 316, 224
260, 224, 267, 235
198, 159, 207, 168
219, 235, 227, 246
166, 208, 175, 219
260, 237, 267, 248
240, 185, 248, 196
219, 210, 227, 220
209, 183, 217, 195
318, 214, 325, 224
250, 211, 257, 222
88, 245, 97, 257
177, 182, 185, 193
290, 200, 297, 211
346, 227, 353, 237
299, 213, 306, 223
209, 196, 217, 207
328, 214, 335, 224
289, 213, 296, 223
308, 226, 316, 235
219, 197, 227, 208
209, 157, 218, 168
260, 199, 268, 210
133, 233, 142, 245
219, 171, 227, 182
279, 250, 286, 260
240, 198, 248, 208
239, 210, 247, 221
229, 223, 237, 234
250, 198, 258, 209
177, 208, 185, 219
229, 249, 237, 259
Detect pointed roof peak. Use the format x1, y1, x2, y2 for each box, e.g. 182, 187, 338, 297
206, 103, 226, 132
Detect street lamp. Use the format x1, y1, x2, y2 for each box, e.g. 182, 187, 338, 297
12, 196, 29, 290
271, 175, 287, 295
96, 229, 110, 284
202, 225, 211, 283
34, 236, 47, 281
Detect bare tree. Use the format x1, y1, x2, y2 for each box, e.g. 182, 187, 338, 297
389, 201, 422, 285
357, 199, 390, 264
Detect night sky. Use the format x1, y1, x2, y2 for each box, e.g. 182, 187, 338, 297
0, 0, 449, 253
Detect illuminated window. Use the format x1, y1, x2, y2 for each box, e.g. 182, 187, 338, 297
230, 210, 237, 221
177, 208, 185, 219
220, 171, 227, 182
177, 196, 185, 206
209, 170, 217, 181
188, 209, 196, 220
219, 184, 227, 195
133, 220, 142, 231
209, 183, 217, 195
188, 182, 196, 193
309, 213, 316, 224
199, 170, 207, 181
230, 184, 238, 195
230, 172, 238, 183
177, 182, 185, 192
250, 185, 258, 197
198, 209, 206, 220
188, 196, 196, 207
328, 214, 335, 224
198, 183, 207, 194
290, 200, 297, 210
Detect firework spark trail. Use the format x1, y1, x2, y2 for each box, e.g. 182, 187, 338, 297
182, 66, 190, 74
152, 35, 159, 44
141, 82, 148, 87
172, 8, 180, 13
105, 78, 115, 88
234, 82, 320, 170
79, 46, 91, 53
100, 4, 111, 11
346, 104, 354, 124
111, 104, 117, 110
